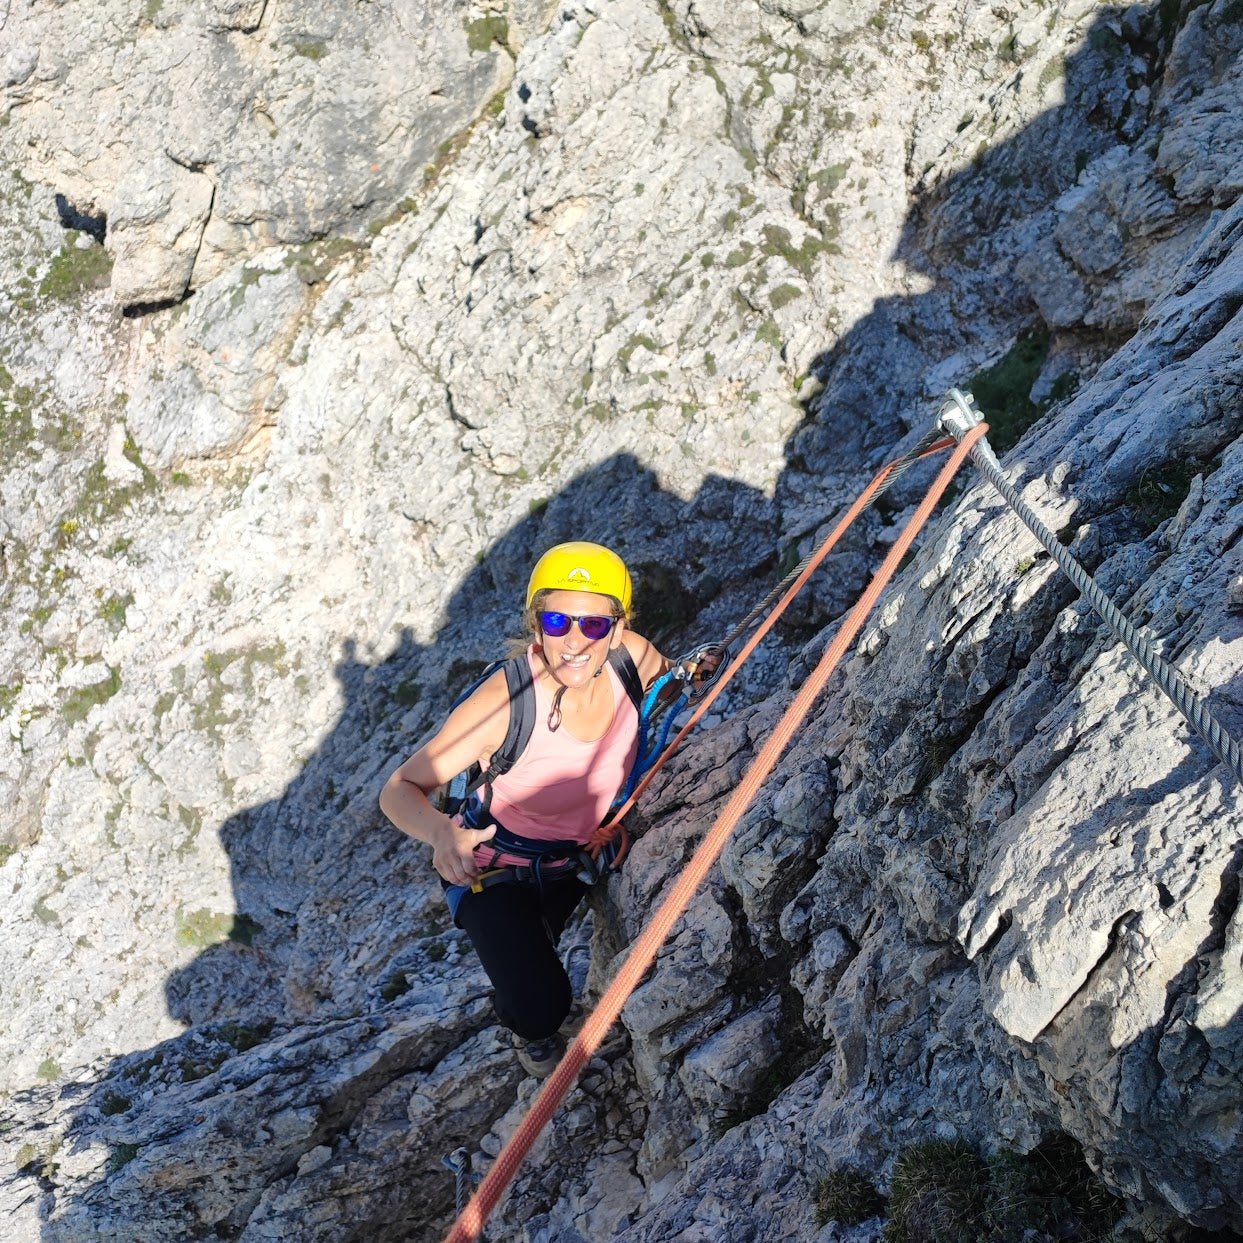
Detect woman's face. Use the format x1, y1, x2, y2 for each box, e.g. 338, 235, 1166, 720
535, 589, 624, 688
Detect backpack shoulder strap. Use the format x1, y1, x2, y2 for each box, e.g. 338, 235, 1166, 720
467, 655, 536, 806
495, 655, 536, 777
608, 645, 644, 713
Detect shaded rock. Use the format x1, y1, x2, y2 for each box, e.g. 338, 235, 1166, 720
0, 1, 1241, 1240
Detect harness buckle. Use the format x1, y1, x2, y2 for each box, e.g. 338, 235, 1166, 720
469, 868, 511, 894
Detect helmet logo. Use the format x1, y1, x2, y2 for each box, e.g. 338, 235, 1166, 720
567, 567, 591, 582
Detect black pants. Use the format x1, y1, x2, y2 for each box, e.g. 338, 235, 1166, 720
454, 876, 588, 1040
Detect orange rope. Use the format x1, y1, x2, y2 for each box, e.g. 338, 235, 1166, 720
441, 424, 986, 1243
608, 435, 957, 828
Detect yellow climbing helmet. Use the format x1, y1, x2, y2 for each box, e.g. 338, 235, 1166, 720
526, 542, 633, 613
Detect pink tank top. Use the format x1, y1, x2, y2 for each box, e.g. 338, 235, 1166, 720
478, 648, 640, 860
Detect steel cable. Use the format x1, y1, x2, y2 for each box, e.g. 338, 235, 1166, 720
939, 388, 1242, 787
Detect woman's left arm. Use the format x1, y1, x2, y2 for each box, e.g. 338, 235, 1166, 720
621, 629, 669, 691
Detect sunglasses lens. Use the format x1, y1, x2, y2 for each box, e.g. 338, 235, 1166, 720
540, 612, 572, 637
538, 612, 616, 639
579, 615, 614, 640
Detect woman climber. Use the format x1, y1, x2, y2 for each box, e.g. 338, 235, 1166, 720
379, 541, 673, 1077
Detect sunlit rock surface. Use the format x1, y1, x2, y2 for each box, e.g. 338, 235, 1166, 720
1, 0, 1240, 1239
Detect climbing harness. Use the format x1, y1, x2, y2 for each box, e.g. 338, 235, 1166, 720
440, 811, 630, 923
441, 422, 987, 1243
441, 816, 631, 923
938, 388, 1243, 787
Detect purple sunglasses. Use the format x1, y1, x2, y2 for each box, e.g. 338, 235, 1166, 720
539, 611, 618, 640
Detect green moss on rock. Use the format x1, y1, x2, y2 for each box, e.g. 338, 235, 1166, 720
38, 234, 113, 302
63, 667, 121, 724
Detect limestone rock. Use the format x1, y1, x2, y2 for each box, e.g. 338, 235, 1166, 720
106, 160, 215, 307
2, 0, 515, 307
0, 0, 1241, 1240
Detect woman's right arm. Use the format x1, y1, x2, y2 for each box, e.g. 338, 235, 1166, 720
378, 670, 510, 885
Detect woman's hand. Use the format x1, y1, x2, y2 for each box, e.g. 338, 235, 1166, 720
692, 644, 725, 684
430, 814, 498, 887
674, 643, 727, 692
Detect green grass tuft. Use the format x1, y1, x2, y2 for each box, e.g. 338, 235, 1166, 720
62, 667, 121, 724
100, 1089, 133, 1116
817, 1166, 886, 1227
885, 1138, 988, 1242
174, 908, 264, 950
769, 282, 804, 310
465, 15, 509, 53
106, 1142, 140, 1175
381, 969, 412, 1002
882, 1134, 1121, 1242
1125, 459, 1210, 533
394, 676, 423, 707
968, 332, 1051, 455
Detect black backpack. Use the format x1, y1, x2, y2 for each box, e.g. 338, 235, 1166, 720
435, 647, 645, 820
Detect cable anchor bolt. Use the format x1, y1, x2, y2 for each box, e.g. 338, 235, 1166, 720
937, 388, 982, 440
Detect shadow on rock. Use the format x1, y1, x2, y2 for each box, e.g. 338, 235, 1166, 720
18, 2, 1243, 1239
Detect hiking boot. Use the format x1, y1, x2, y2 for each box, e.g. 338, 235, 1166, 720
559, 1002, 586, 1038
516, 1034, 563, 1078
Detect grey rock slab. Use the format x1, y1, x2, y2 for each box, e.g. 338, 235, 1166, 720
0, 1, 1241, 1240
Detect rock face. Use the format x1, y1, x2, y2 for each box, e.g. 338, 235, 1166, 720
1, 0, 1241, 1240
4, 0, 519, 308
